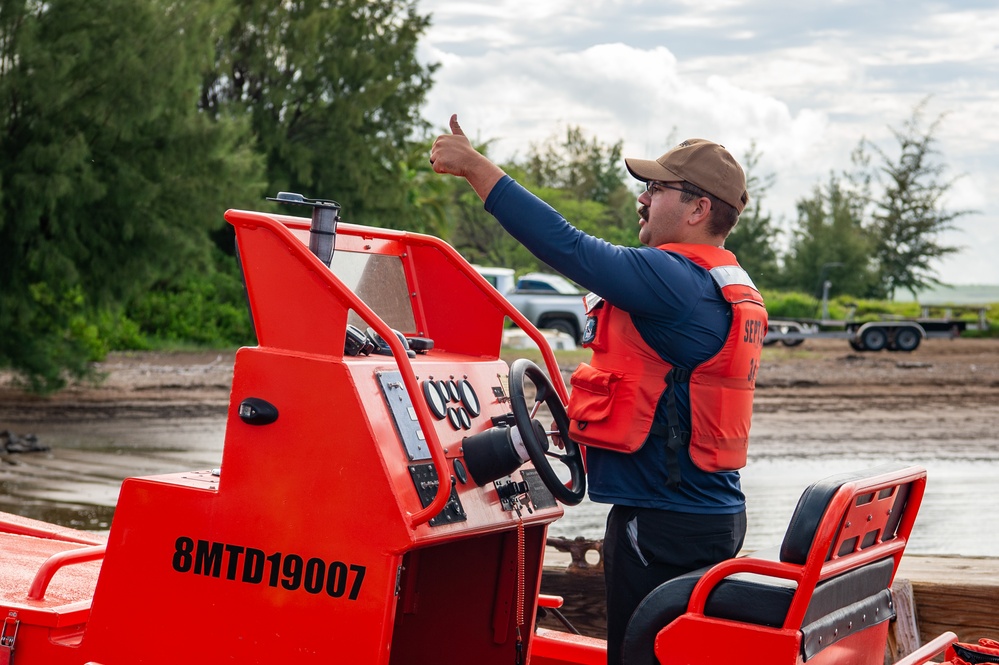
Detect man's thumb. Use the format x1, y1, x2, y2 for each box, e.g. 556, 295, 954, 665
449, 114, 466, 137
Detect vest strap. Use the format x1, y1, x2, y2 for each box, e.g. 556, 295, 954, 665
662, 368, 691, 491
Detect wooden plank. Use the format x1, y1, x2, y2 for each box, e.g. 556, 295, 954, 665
887, 579, 920, 663
897, 555, 999, 646
538, 567, 605, 638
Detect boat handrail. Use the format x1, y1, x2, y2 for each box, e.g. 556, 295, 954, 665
27, 544, 106, 601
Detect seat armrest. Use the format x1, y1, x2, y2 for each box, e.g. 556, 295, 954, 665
891, 631, 958, 665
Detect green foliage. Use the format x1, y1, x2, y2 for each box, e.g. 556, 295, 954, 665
759, 289, 999, 340
782, 174, 879, 297
1, 2, 992, 392
125, 251, 253, 347
201, 0, 436, 227
0, 0, 264, 390
0, 283, 101, 392
760, 290, 821, 319
520, 126, 638, 247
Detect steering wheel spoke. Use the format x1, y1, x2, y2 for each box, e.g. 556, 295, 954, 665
529, 400, 543, 419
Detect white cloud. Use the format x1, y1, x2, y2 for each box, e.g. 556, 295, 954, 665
417, 0, 999, 286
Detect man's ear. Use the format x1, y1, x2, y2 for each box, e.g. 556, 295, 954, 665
686, 196, 712, 227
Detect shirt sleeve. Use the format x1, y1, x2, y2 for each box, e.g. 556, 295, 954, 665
484, 175, 704, 321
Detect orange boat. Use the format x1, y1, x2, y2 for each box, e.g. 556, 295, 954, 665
0, 195, 962, 664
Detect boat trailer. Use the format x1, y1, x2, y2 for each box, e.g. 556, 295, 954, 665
0, 196, 963, 664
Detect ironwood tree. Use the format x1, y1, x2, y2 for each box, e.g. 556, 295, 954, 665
0, 0, 263, 391
781, 174, 879, 301
199, 0, 437, 228
859, 101, 967, 299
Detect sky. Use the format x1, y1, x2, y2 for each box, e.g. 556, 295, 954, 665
414, 0, 999, 288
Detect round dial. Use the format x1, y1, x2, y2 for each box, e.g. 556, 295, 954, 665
422, 380, 447, 419
458, 379, 480, 417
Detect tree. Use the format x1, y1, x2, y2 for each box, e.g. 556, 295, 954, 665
0, 0, 264, 391
858, 100, 967, 299
519, 126, 638, 247
723, 141, 781, 289
781, 174, 878, 301
200, 0, 437, 228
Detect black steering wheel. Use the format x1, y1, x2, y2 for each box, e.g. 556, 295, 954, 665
508, 359, 586, 505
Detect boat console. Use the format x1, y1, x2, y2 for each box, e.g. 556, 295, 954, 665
0, 197, 584, 664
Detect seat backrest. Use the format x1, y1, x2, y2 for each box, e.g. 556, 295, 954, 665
779, 462, 920, 573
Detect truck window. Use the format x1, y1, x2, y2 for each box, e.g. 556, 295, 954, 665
517, 279, 558, 293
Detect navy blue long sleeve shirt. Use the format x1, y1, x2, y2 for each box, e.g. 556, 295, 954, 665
485, 176, 744, 513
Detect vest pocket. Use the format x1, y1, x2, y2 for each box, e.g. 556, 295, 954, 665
567, 362, 621, 423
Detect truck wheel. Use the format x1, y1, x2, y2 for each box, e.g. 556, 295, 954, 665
893, 327, 921, 352
860, 327, 888, 352
543, 318, 579, 343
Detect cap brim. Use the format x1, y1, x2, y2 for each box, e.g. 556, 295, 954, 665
625, 157, 684, 183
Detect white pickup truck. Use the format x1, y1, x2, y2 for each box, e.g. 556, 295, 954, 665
474, 267, 588, 343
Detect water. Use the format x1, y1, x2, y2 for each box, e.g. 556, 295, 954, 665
547, 451, 999, 558
2, 416, 996, 557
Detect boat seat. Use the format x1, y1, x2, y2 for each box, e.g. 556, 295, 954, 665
622, 463, 926, 665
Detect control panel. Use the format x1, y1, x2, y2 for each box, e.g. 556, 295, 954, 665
375, 361, 561, 528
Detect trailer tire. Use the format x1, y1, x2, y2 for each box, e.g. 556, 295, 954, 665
849, 339, 866, 352
860, 326, 888, 352
892, 327, 921, 352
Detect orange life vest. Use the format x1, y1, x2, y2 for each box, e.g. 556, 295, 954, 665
566, 244, 767, 476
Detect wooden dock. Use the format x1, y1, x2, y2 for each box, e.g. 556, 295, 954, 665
540, 542, 999, 649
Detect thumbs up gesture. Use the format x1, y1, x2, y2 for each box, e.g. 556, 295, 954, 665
429, 114, 505, 200
429, 114, 473, 176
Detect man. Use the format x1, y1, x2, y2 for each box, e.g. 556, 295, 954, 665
431, 115, 767, 665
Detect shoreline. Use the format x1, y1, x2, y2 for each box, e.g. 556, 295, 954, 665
2, 338, 998, 421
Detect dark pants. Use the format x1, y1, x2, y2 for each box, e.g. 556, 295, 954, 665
602, 505, 747, 665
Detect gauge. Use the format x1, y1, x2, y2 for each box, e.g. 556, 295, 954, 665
447, 380, 461, 402
446, 407, 462, 430
422, 380, 447, 419
453, 459, 468, 484
438, 380, 453, 403
457, 407, 472, 430
458, 379, 480, 417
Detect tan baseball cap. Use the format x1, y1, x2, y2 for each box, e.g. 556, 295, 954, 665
625, 139, 749, 213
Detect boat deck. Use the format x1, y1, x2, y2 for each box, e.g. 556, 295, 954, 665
0, 516, 105, 626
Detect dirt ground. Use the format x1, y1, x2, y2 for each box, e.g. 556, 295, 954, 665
1, 337, 998, 422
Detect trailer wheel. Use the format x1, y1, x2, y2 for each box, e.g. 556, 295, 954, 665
849, 339, 866, 352
892, 327, 921, 352
860, 326, 888, 352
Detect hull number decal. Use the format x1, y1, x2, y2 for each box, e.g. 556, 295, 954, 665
172, 536, 365, 600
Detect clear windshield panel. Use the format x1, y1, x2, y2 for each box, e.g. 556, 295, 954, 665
330, 250, 416, 333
